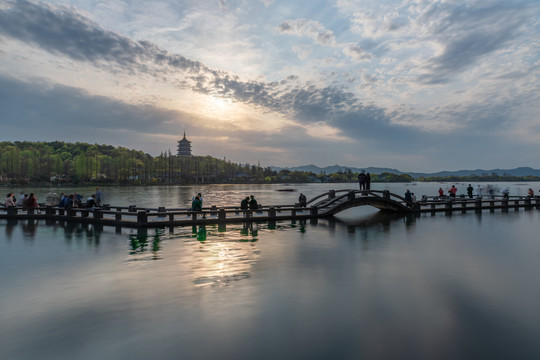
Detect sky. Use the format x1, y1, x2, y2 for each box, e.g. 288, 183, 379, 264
0, 0, 539, 172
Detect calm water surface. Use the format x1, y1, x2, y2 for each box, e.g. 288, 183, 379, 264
1, 183, 540, 359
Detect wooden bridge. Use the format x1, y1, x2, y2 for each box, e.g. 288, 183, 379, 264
1, 189, 539, 229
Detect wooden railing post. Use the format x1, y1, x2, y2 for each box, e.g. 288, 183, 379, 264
329, 190, 335, 199
137, 210, 148, 226
502, 199, 508, 212
218, 208, 226, 222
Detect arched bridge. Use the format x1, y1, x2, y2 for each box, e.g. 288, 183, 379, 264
306, 190, 414, 216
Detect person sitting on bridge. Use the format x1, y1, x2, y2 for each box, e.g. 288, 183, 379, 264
64, 194, 75, 210
86, 194, 97, 208
528, 188, 534, 197
5, 193, 15, 207
192, 195, 202, 212
448, 185, 457, 198
240, 196, 249, 210
438, 188, 444, 198
249, 195, 258, 210
298, 193, 307, 207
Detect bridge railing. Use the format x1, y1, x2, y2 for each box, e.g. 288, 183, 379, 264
306, 189, 352, 206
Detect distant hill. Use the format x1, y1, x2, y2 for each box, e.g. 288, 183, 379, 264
270, 165, 540, 179
270, 164, 404, 175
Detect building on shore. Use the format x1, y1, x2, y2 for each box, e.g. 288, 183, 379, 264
177, 131, 192, 156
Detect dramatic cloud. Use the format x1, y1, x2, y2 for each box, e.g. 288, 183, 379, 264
0, 0, 539, 171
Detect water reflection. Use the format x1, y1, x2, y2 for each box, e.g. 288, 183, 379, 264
62, 222, 102, 245
128, 228, 163, 260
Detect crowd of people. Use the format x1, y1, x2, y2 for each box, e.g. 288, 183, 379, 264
5, 185, 540, 214
3, 188, 103, 210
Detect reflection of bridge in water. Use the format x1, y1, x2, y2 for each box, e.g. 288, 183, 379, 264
1, 189, 540, 229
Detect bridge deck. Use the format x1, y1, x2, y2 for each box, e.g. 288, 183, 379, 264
1, 190, 539, 228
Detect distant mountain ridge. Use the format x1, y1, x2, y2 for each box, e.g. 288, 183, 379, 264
270, 165, 540, 179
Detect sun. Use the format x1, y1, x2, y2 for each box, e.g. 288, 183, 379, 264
205, 96, 234, 118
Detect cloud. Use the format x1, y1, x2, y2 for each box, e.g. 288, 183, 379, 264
415, 1, 534, 83
0, 75, 190, 152
278, 19, 336, 45
342, 44, 372, 62
0, 0, 205, 73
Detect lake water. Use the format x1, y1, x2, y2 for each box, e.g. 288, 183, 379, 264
1, 182, 540, 360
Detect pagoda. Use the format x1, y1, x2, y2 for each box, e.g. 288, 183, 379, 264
177, 131, 192, 156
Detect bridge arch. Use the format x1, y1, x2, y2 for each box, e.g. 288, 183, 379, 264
311, 190, 414, 216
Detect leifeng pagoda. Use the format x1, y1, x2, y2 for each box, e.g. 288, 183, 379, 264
177, 131, 192, 156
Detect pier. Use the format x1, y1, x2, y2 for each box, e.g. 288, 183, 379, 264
1, 190, 540, 229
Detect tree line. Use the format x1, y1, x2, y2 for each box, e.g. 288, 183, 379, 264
0, 141, 418, 185
4, 141, 536, 186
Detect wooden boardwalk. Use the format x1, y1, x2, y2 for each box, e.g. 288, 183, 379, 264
1, 189, 539, 229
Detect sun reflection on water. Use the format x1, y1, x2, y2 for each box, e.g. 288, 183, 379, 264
188, 224, 260, 288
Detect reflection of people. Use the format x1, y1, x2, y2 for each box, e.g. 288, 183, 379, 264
298, 193, 307, 207
197, 226, 207, 242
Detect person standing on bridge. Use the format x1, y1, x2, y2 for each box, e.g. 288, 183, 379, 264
404, 189, 412, 204
298, 193, 307, 207
467, 184, 474, 198
366, 173, 371, 190
358, 171, 366, 191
